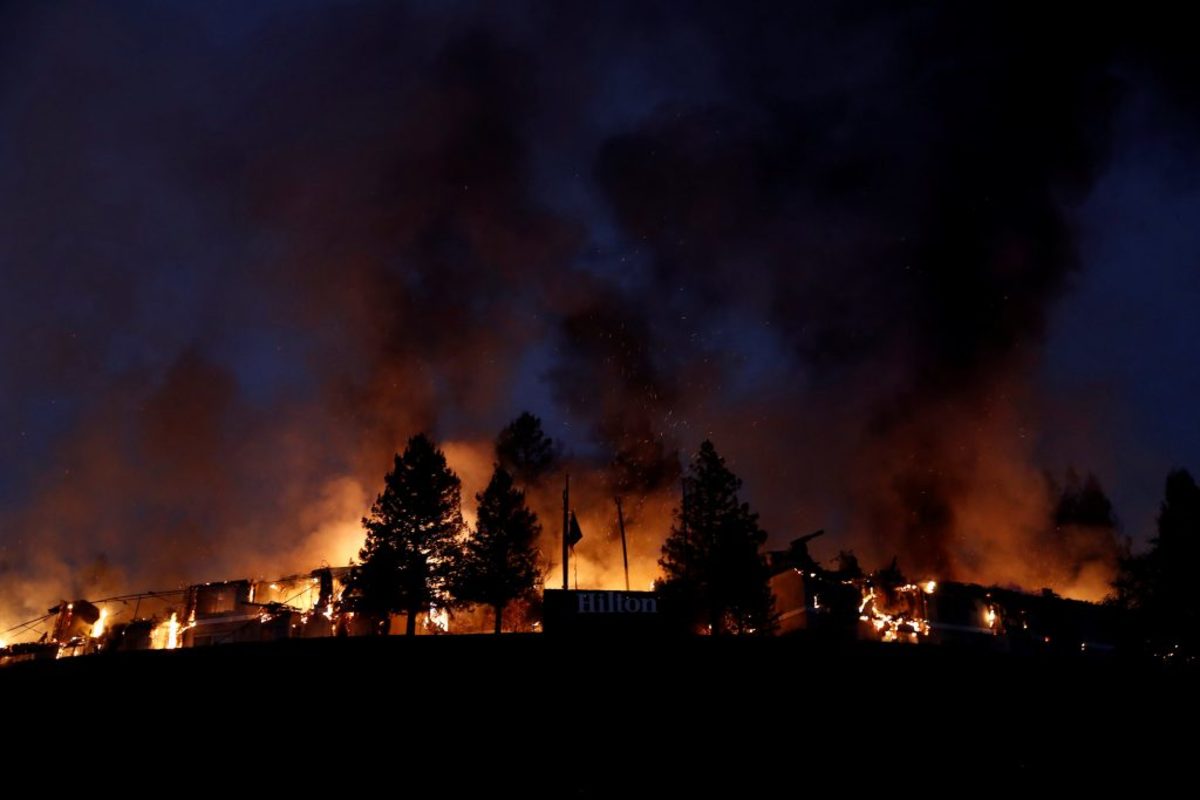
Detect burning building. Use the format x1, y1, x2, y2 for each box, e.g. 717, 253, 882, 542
767, 534, 1121, 654
0, 522, 1125, 668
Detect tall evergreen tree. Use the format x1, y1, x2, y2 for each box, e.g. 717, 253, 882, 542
343, 434, 465, 635
659, 440, 775, 635
1053, 468, 1118, 529
495, 412, 557, 486
1048, 468, 1123, 592
455, 466, 542, 633
1115, 468, 1200, 658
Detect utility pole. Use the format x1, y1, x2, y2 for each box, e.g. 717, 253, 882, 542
616, 497, 630, 591
681, 478, 689, 581
562, 473, 570, 591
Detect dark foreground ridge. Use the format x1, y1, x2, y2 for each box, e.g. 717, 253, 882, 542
3, 635, 1194, 791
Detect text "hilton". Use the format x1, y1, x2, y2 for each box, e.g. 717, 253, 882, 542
576, 591, 659, 614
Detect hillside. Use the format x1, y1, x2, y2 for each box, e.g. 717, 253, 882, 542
3, 635, 1192, 790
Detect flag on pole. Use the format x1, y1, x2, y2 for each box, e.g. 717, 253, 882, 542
568, 511, 584, 547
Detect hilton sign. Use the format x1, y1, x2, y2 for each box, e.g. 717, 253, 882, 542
575, 590, 658, 614
542, 589, 664, 635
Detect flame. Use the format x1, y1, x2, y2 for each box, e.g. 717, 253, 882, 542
151, 612, 182, 650
858, 583, 931, 644
90, 608, 108, 639
428, 607, 449, 632
858, 589, 873, 614
922, 580, 937, 594
983, 606, 997, 629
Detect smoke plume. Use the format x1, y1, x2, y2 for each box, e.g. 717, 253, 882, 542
2, 2, 1196, 629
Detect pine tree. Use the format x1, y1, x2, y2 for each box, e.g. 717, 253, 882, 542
1115, 468, 1200, 658
1053, 468, 1118, 529
1040, 468, 1123, 600
343, 434, 465, 635
495, 412, 557, 486
455, 466, 542, 633
659, 440, 775, 635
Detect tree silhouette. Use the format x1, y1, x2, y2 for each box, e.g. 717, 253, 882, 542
343, 434, 465, 635
1053, 468, 1118, 529
1044, 468, 1123, 596
455, 466, 542, 633
1115, 468, 1200, 659
659, 440, 775, 635
495, 412, 558, 486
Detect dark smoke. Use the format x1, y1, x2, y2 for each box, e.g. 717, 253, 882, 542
1, 2, 1196, 626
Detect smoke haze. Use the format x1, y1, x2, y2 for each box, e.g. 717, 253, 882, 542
3, 1, 1198, 628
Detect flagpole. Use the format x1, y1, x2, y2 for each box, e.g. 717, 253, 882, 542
562, 473, 570, 591
681, 478, 689, 582
616, 497, 630, 592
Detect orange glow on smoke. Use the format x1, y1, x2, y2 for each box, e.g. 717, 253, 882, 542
441, 439, 670, 592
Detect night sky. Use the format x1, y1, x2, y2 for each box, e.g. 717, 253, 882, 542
2, 1, 1198, 621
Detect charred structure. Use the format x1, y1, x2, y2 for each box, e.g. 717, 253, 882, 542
766, 535, 1121, 654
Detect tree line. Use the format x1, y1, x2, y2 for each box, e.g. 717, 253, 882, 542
341, 413, 551, 635
1114, 469, 1200, 660
342, 412, 778, 635
342, 410, 1200, 655
1038, 465, 1200, 660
